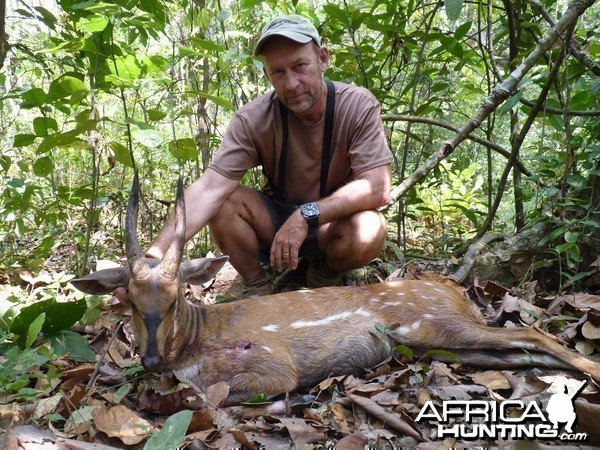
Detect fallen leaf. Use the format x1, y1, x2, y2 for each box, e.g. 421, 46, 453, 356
468, 370, 511, 391
32, 394, 62, 420
582, 321, 600, 340
575, 340, 595, 355
64, 405, 99, 436
276, 417, 329, 445
92, 405, 151, 445
204, 381, 230, 406
345, 393, 425, 442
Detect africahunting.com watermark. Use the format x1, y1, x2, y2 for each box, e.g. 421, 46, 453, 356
416, 380, 589, 442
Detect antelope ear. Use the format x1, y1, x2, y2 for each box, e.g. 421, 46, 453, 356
180, 256, 229, 285
71, 267, 131, 295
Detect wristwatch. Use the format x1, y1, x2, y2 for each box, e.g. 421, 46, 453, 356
299, 202, 320, 227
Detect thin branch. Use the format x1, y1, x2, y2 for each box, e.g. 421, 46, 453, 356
388, 0, 596, 205
527, 0, 600, 76
519, 98, 600, 116
382, 114, 534, 178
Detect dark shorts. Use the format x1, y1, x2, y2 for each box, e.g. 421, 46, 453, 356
255, 190, 322, 264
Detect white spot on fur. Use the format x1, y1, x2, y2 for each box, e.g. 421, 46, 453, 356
176, 365, 203, 381
423, 314, 434, 319
396, 326, 411, 335
384, 301, 401, 306
291, 308, 371, 328
262, 324, 279, 332
261, 346, 273, 353
412, 320, 422, 330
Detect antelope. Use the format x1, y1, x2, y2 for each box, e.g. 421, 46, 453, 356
72, 175, 600, 405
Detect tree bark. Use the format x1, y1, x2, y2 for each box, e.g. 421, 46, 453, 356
0, 0, 7, 70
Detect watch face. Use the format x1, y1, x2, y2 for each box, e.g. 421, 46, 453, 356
301, 202, 319, 217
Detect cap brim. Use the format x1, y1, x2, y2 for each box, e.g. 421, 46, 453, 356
254, 31, 313, 56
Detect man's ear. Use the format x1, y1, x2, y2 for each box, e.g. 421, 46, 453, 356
71, 267, 131, 295
319, 46, 329, 72
180, 256, 229, 285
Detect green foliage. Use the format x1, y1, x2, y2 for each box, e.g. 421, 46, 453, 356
0, 317, 54, 400
144, 410, 193, 450
0, 3, 597, 400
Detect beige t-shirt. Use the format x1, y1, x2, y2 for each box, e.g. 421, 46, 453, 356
208, 82, 391, 204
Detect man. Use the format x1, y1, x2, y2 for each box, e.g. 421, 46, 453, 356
147, 14, 392, 295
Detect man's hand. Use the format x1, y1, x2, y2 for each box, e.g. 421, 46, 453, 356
270, 209, 309, 272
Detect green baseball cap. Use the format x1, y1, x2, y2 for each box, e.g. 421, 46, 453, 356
254, 15, 321, 56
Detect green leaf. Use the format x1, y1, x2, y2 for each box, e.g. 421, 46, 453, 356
109, 55, 142, 82
0, 155, 11, 172
76, 15, 109, 33
500, 91, 522, 115
179, 46, 205, 58
241, 393, 270, 406
454, 21, 472, 40
26, 313, 46, 349
555, 241, 576, 253
34, 7, 58, 30
33, 117, 59, 136
422, 349, 460, 361
590, 78, 600, 99
444, 0, 463, 22
188, 37, 226, 52
47, 330, 95, 362
144, 410, 193, 450
147, 108, 167, 121
109, 141, 134, 167
33, 156, 54, 177
131, 124, 163, 148
191, 91, 235, 111
394, 344, 414, 360
10, 299, 87, 347
566, 174, 586, 189
13, 134, 37, 147
564, 231, 579, 243
48, 75, 87, 99
21, 88, 47, 107
168, 138, 198, 161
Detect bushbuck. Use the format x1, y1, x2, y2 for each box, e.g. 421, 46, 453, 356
72, 174, 600, 404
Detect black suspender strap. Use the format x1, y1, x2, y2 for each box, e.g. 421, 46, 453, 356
276, 80, 336, 201
320, 79, 336, 198
277, 100, 289, 200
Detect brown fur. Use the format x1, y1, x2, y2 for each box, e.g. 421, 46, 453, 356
72, 268, 600, 405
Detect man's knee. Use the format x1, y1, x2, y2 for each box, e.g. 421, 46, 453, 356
209, 186, 257, 229
354, 210, 387, 244
322, 210, 387, 264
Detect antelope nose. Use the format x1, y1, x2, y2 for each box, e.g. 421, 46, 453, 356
141, 354, 162, 371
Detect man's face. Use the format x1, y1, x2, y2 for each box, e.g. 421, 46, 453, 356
261, 38, 328, 118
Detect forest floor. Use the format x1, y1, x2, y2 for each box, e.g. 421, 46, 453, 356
2, 259, 600, 449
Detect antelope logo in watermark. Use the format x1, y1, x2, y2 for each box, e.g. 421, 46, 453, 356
416, 380, 588, 442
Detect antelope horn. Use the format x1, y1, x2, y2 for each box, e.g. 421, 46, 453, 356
159, 174, 185, 280
126, 170, 151, 281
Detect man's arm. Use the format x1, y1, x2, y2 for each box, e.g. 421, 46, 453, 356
316, 163, 391, 222
146, 168, 240, 259
270, 164, 391, 271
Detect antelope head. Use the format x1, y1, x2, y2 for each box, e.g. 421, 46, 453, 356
72, 172, 227, 371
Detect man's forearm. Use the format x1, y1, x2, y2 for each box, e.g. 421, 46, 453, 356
316, 164, 391, 225
146, 169, 239, 259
